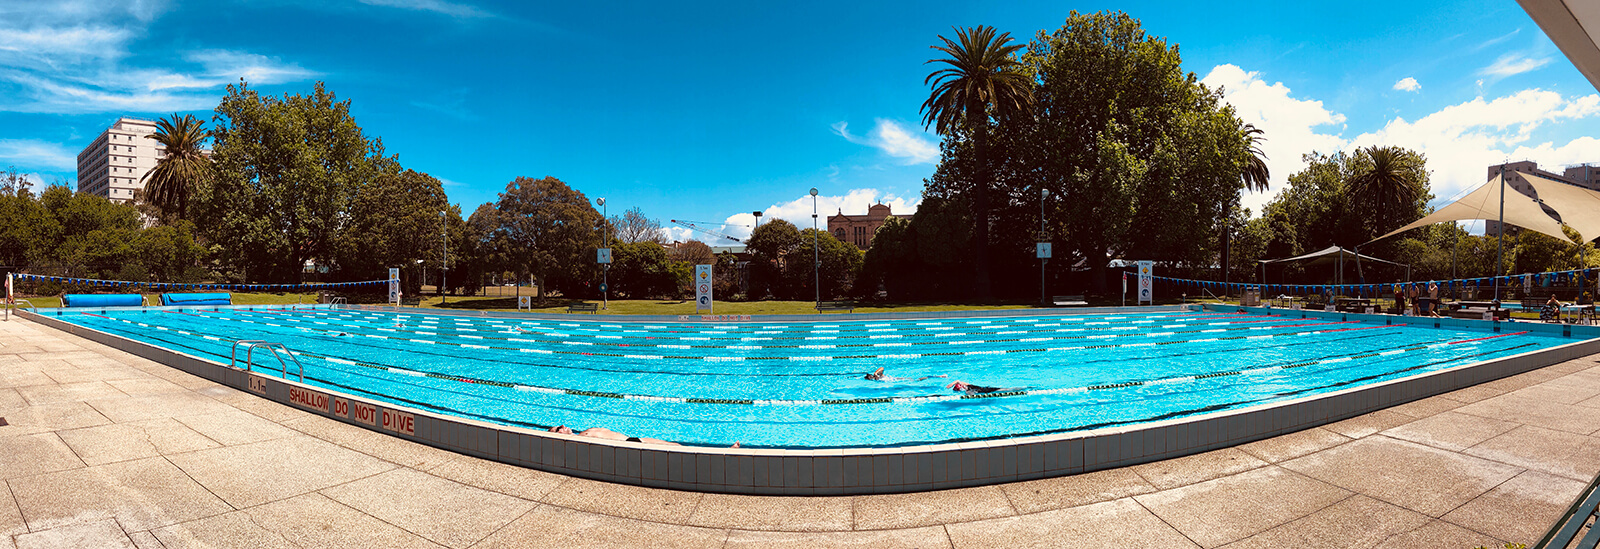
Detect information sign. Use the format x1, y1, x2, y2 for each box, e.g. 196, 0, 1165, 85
694, 264, 713, 313
1137, 260, 1153, 304
1036, 242, 1051, 259
388, 268, 400, 305
597, 248, 612, 264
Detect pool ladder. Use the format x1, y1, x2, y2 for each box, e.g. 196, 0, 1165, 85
3, 299, 37, 321
230, 340, 305, 381
328, 297, 348, 309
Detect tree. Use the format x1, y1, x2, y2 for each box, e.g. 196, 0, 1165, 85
609, 241, 682, 299
201, 80, 397, 283
139, 113, 212, 221
922, 25, 1034, 300
491, 176, 603, 298
747, 219, 801, 299
612, 206, 666, 244
669, 240, 715, 266
924, 11, 1250, 295
1347, 145, 1429, 242
1240, 124, 1271, 193
336, 169, 449, 291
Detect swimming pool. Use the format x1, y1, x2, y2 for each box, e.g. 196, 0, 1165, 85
41, 306, 1578, 449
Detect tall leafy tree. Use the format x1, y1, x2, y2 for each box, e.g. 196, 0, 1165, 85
336, 169, 449, 289
201, 81, 397, 283
139, 113, 212, 221
490, 176, 603, 298
921, 25, 1033, 300
747, 219, 801, 299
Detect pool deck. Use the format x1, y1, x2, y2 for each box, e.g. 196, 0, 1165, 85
3, 317, 1599, 548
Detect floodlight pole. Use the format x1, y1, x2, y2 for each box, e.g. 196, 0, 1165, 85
810, 188, 820, 306
1040, 188, 1049, 306
1495, 163, 1505, 303
598, 197, 608, 310
440, 210, 447, 305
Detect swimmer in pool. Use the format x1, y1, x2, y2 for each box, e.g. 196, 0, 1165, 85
946, 380, 1010, 395
864, 367, 947, 382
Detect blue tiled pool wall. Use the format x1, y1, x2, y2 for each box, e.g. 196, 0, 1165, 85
20, 306, 1600, 495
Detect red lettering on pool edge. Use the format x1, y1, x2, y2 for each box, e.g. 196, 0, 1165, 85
351, 402, 377, 426
333, 397, 348, 418
381, 409, 415, 435
287, 387, 329, 413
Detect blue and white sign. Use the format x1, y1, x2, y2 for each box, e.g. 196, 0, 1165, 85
1137, 260, 1153, 304
694, 264, 713, 313
388, 268, 400, 305
1036, 242, 1051, 259
597, 248, 612, 264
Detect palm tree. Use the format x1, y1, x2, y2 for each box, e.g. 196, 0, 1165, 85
1223, 124, 1270, 284
922, 25, 1034, 300
1347, 145, 1427, 239
140, 113, 211, 221
1240, 123, 1270, 193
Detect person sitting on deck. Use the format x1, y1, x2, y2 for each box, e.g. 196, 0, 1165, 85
946, 380, 1009, 395
864, 367, 947, 382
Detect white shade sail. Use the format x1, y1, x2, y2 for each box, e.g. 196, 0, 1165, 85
1369, 173, 1571, 244
1258, 245, 1407, 267
1520, 171, 1600, 242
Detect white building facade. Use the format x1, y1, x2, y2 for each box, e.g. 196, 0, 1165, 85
76, 117, 164, 204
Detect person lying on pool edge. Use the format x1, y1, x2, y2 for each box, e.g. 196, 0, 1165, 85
864, 367, 948, 382
548, 425, 681, 446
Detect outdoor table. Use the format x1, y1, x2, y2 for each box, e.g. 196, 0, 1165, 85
1563, 303, 1595, 325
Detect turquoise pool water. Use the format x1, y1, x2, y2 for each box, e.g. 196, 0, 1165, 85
51, 307, 1571, 448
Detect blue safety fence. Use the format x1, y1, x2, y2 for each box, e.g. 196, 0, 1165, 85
1146, 267, 1598, 298
9, 274, 387, 293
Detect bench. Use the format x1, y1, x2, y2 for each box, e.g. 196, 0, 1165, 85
1052, 295, 1088, 306
815, 301, 855, 313
566, 302, 599, 313
398, 296, 422, 307
1449, 308, 1509, 321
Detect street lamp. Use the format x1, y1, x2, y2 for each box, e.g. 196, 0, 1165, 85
753, 211, 762, 230
810, 188, 819, 307
598, 197, 609, 309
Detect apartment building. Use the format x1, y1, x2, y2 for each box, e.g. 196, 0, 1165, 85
76, 117, 163, 204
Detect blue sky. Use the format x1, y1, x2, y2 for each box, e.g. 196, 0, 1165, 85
1, 0, 1596, 244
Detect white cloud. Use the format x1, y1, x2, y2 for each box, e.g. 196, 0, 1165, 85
1201, 64, 1600, 218
1479, 53, 1551, 78
832, 119, 939, 165
1351, 89, 1600, 204
0, 4, 316, 114
1393, 77, 1420, 92
357, 0, 489, 18
1200, 64, 1349, 213
0, 138, 80, 171
685, 189, 922, 245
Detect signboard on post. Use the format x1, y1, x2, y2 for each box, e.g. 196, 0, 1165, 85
387, 268, 400, 305
1137, 260, 1153, 304
597, 248, 612, 264
694, 264, 713, 313
517, 296, 531, 310
1036, 242, 1051, 259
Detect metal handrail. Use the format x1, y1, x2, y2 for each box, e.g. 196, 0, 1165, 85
329, 297, 348, 308
229, 340, 305, 381
3, 299, 37, 321
1535, 468, 1600, 548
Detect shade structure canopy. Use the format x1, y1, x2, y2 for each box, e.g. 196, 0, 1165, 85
1258, 245, 1407, 268
1368, 173, 1572, 245
1519, 171, 1600, 242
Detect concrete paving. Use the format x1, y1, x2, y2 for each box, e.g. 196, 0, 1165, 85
2, 315, 1597, 548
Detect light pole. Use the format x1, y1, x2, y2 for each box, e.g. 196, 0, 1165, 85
753, 211, 762, 230
1039, 187, 1049, 306
598, 197, 609, 310
810, 188, 819, 306
440, 210, 447, 305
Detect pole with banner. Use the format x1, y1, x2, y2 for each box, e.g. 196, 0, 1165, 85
694, 264, 713, 314
388, 268, 400, 307
1137, 260, 1154, 305
4, 272, 12, 321
597, 247, 612, 309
